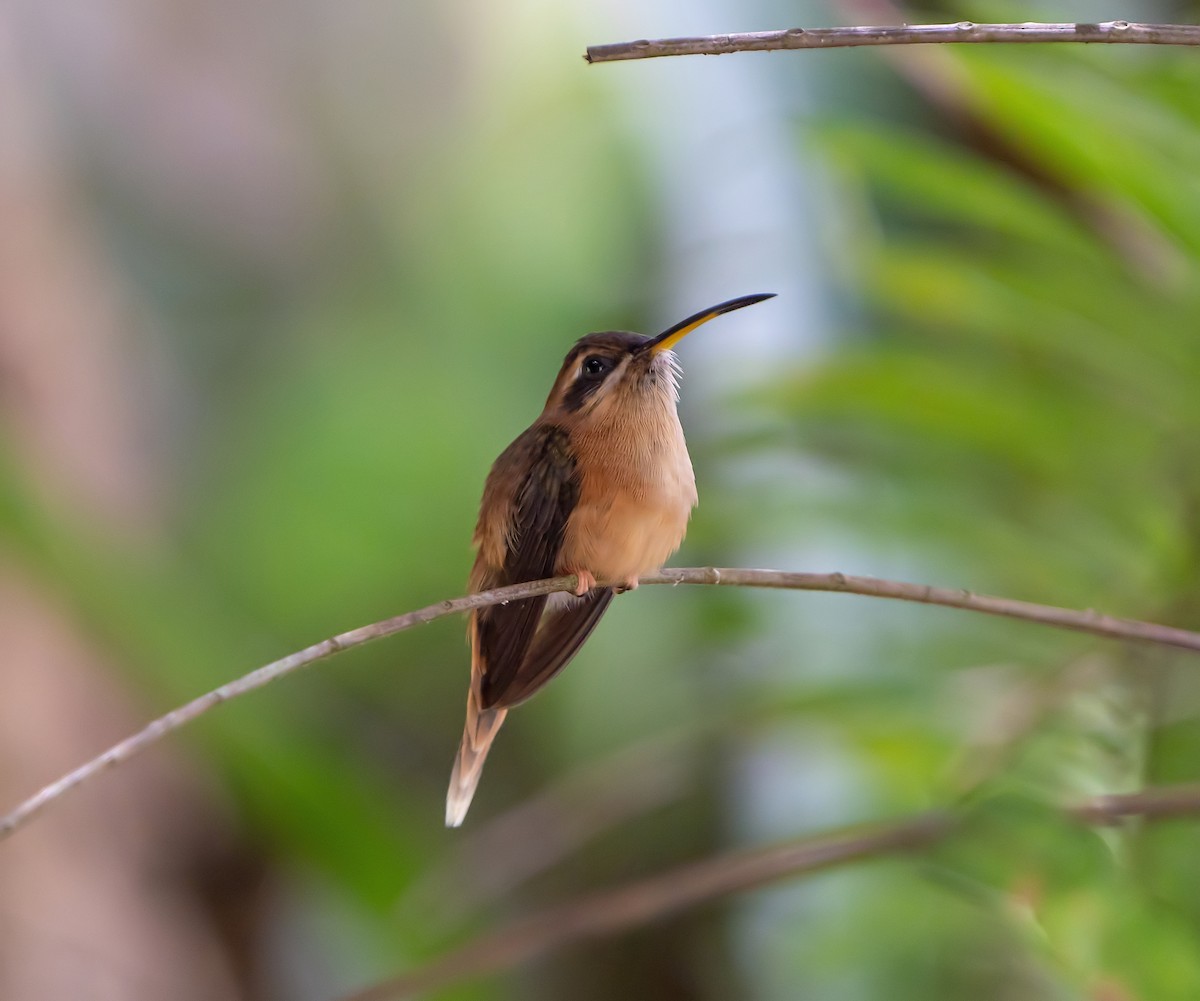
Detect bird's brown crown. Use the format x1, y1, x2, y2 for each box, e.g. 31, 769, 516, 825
545, 331, 659, 416
539, 293, 777, 421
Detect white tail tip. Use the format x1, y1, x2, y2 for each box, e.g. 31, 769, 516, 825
445, 702, 506, 827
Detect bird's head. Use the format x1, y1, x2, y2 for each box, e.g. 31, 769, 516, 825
541, 293, 776, 424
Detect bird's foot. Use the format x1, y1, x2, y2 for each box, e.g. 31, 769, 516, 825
614, 576, 639, 594
569, 569, 597, 596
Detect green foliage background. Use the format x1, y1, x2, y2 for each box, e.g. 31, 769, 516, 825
3, 1, 1200, 998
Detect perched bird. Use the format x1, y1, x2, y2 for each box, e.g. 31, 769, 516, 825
446, 293, 775, 826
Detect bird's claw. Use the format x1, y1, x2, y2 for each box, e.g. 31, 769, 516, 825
571, 570, 598, 596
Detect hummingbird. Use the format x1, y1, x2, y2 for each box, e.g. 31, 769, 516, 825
445, 293, 775, 826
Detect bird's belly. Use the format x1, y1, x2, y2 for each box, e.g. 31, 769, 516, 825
561, 485, 695, 586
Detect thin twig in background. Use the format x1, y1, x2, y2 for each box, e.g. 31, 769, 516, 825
346, 813, 953, 1001
585, 21, 1200, 63
833, 0, 1187, 284
2, 566, 1199, 844
343, 783, 1200, 1000
1073, 782, 1200, 825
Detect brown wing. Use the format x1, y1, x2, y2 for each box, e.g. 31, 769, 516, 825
473, 424, 581, 709
495, 587, 614, 707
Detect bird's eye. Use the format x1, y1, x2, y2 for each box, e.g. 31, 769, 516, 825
582, 355, 610, 377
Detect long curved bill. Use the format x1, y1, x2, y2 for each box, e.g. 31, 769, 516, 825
641, 292, 776, 355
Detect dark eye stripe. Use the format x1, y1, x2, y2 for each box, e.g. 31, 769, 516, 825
562, 355, 616, 412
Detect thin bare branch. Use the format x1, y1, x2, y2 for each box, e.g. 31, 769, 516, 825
3, 567, 1199, 843
0, 574, 577, 844
344, 783, 1200, 1000
641, 568, 1200, 653
833, 0, 1187, 284
585, 21, 1200, 63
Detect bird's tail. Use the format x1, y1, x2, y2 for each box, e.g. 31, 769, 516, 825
445, 691, 507, 827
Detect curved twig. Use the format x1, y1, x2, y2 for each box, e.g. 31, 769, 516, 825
347, 813, 952, 1001
586, 21, 1200, 63
645, 568, 1200, 651
343, 783, 1200, 1000
2, 567, 1198, 843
